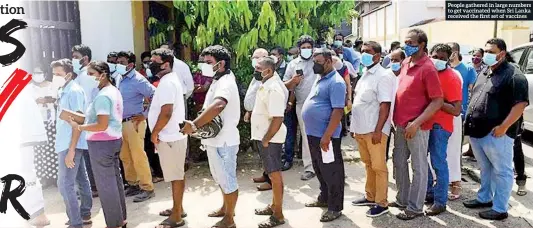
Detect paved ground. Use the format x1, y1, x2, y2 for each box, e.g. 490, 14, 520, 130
38, 135, 533, 228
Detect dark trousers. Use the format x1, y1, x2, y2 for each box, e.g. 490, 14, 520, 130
283, 108, 298, 163
88, 139, 127, 228
308, 135, 345, 212
252, 142, 271, 185
144, 124, 164, 178
514, 135, 527, 184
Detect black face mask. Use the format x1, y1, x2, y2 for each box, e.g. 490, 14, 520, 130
149, 62, 163, 77
253, 71, 263, 81
313, 62, 325, 75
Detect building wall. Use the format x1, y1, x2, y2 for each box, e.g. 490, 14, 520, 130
79, 1, 135, 62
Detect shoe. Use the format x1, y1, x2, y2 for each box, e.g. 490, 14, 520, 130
462, 149, 475, 158
366, 206, 389, 217
281, 161, 293, 171
463, 199, 493, 209
125, 185, 141, 197
425, 204, 446, 216
388, 201, 407, 209
300, 171, 316, 181
133, 190, 155, 203
352, 197, 376, 206
479, 209, 508, 220
320, 210, 342, 222
396, 210, 423, 220
92, 190, 98, 198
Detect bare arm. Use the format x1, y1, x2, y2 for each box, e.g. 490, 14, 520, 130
262, 117, 284, 143
343, 73, 352, 104
441, 100, 462, 116
374, 102, 391, 133
412, 98, 444, 126
324, 109, 344, 139
79, 115, 110, 132
500, 102, 528, 129
151, 104, 173, 135
193, 98, 227, 128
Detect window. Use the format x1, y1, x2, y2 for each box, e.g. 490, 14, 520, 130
525, 49, 533, 74
510, 48, 526, 65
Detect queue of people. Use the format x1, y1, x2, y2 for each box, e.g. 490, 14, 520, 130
25, 27, 529, 228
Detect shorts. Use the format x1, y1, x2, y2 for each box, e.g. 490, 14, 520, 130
254, 140, 283, 174
206, 144, 239, 194
157, 138, 187, 181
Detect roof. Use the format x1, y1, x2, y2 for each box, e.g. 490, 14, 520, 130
513, 42, 533, 50
409, 18, 445, 27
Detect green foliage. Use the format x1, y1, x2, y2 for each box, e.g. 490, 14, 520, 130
147, 17, 175, 50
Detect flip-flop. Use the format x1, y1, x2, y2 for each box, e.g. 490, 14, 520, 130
208, 210, 226, 217
211, 220, 236, 228
158, 218, 185, 228
518, 185, 528, 196
254, 206, 273, 216
159, 209, 188, 218
320, 211, 342, 222
305, 200, 328, 208
258, 215, 285, 228
257, 183, 272, 191
253, 176, 267, 183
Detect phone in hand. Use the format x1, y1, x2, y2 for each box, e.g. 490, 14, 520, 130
296, 69, 303, 76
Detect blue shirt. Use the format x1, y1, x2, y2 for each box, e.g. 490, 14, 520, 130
382, 54, 391, 68
55, 80, 88, 152
453, 62, 477, 115
118, 69, 155, 119
301, 70, 346, 138
342, 47, 360, 71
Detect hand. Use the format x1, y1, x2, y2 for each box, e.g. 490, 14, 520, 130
67, 117, 79, 129
65, 149, 75, 169
346, 99, 352, 111
350, 132, 356, 139
371, 131, 382, 145
292, 74, 303, 84
492, 125, 508, 137
285, 103, 293, 113
320, 135, 331, 152
244, 111, 251, 123
151, 132, 160, 145
131, 114, 146, 122
261, 138, 269, 148
180, 121, 194, 135
404, 121, 420, 140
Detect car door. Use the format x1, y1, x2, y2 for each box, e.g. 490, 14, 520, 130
522, 47, 533, 131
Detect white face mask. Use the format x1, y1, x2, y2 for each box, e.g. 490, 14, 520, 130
143, 63, 150, 69
201, 62, 217, 77
333, 56, 343, 70
33, 73, 45, 83
300, 48, 312, 59
52, 75, 66, 87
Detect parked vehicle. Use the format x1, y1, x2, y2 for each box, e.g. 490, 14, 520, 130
510, 42, 533, 131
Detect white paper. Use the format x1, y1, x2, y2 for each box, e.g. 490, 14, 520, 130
322, 143, 335, 164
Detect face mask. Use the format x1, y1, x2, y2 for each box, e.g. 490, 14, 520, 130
149, 62, 163, 77
143, 63, 150, 69
472, 57, 482, 64
432, 58, 448, 71
72, 58, 82, 74
313, 62, 325, 75
334, 60, 343, 70
339, 54, 344, 60
107, 63, 116, 73
88, 74, 100, 89
253, 71, 263, 81
251, 59, 258, 68
361, 53, 375, 67
404, 45, 419, 57
390, 62, 401, 72
483, 53, 499, 66
300, 48, 312, 60
333, 40, 342, 47
115, 64, 127, 75
146, 69, 153, 77
201, 62, 216, 77
32, 73, 45, 83
53, 75, 66, 86
286, 56, 294, 62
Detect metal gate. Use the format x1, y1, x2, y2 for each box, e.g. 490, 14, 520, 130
20, 0, 81, 77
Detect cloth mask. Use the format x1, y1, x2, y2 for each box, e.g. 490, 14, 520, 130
404, 45, 419, 57
472, 57, 482, 64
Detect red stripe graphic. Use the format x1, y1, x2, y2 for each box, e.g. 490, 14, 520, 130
0, 69, 31, 122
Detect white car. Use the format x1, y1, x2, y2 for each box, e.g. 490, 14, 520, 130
510, 42, 533, 131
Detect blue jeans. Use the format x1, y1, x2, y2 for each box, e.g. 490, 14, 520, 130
427, 124, 451, 206
283, 108, 297, 163
57, 149, 93, 227
470, 134, 514, 213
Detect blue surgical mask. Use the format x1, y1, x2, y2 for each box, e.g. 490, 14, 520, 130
72, 58, 82, 74
361, 53, 375, 67
339, 54, 344, 60
390, 62, 401, 72
483, 52, 498, 66
107, 63, 116, 72
146, 69, 152, 77
432, 58, 448, 71
333, 40, 342, 47
300, 48, 312, 59
404, 45, 419, 57
251, 59, 258, 68
116, 64, 127, 75
287, 56, 294, 62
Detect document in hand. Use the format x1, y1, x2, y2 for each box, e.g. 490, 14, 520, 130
321, 143, 335, 164
59, 109, 85, 124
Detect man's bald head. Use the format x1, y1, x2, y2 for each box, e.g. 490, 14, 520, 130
252, 48, 269, 59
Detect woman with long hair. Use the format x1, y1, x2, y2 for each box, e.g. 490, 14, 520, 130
68, 61, 126, 228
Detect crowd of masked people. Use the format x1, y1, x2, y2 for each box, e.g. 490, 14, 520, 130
26, 27, 529, 228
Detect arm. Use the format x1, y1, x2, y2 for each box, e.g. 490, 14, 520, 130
262, 90, 286, 145
181, 63, 195, 98
244, 79, 259, 112
374, 103, 391, 135
441, 75, 463, 116
79, 115, 110, 132
343, 70, 352, 107
262, 117, 283, 145
412, 98, 444, 127
494, 74, 529, 136
499, 102, 528, 130
441, 101, 462, 116
136, 76, 156, 119
79, 96, 112, 132
193, 98, 226, 128
321, 81, 346, 151
151, 104, 173, 143
195, 79, 212, 93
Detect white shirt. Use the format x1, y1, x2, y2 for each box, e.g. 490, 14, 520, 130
112, 71, 122, 88
251, 75, 289, 143
148, 72, 186, 142
351, 64, 396, 135
172, 57, 194, 98
344, 61, 357, 78
74, 66, 97, 105
244, 78, 261, 112
388, 69, 400, 126
201, 71, 241, 147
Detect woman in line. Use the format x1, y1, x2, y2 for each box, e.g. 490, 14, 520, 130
68, 61, 126, 228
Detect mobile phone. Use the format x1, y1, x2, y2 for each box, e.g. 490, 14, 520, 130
296, 69, 303, 76
44, 96, 53, 99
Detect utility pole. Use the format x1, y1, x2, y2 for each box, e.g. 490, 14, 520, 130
493, 20, 498, 38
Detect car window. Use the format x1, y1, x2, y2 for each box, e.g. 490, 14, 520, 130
525, 49, 533, 74
511, 48, 526, 66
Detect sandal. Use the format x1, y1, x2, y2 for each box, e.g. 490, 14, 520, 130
255, 206, 273, 216
153, 176, 164, 183
158, 218, 185, 228
253, 176, 267, 183
305, 200, 328, 208
159, 209, 188, 218
257, 183, 272, 191
258, 215, 285, 228
208, 210, 226, 217
518, 185, 528, 196
320, 211, 342, 222
448, 185, 462, 201
396, 210, 423, 220
211, 220, 236, 228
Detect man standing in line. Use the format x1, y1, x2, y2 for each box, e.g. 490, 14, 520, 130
148, 48, 188, 227
381, 41, 401, 68
181, 45, 240, 228
301, 48, 346, 222
251, 56, 288, 228
350, 41, 395, 217
116, 51, 156, 202
283, 35, 318, 181
391, 28, 443, 220
464, 38, 528, 220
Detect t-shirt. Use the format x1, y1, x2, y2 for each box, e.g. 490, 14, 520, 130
56, 80, 88, 152
86, 85, 123, 141
283, 57, 318, 105
148, 72, 186, 142
393, 55, 443, 130
201, 71, 241, 147
251, 76, 288, 143
301, 70, 346, 138
453, 62, 477, 115
431, 68, 462, 133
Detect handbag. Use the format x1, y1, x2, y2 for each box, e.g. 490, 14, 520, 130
189, 109, 223, 139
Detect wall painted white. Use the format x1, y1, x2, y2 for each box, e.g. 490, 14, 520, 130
78, 1, 135, 62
